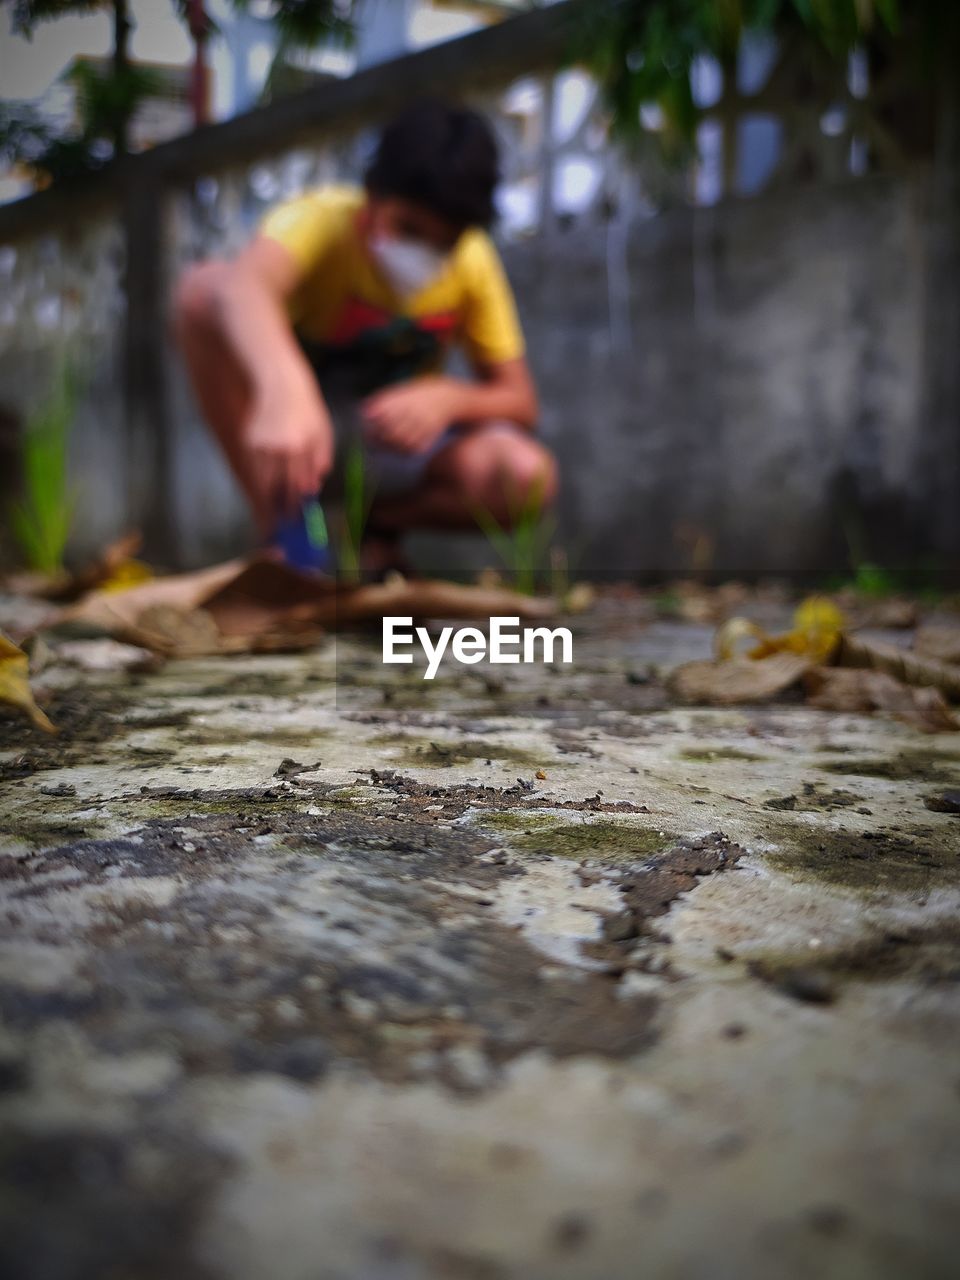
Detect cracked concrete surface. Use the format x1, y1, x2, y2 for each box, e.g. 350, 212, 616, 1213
1, 597, 959, 1280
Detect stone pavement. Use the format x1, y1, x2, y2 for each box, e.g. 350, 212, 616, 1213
1, 596, 958, 1280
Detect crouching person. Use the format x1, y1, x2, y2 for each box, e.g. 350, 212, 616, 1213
173, 98, 558, 574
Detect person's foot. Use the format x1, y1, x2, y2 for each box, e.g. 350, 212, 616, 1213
359, 530, 417, 581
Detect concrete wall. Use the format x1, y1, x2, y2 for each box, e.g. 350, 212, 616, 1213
505, 174, 935, 577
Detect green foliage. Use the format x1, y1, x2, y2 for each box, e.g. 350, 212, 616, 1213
575, 0, 903, 147
472, 473, 556, 596
336, 442, 374, 583
822, 560, 951, 602
68, 58, 163, 140
653, 587, 683, 615
0, 0, 357, 185
0, 101, 58, 170
0, 61, 162, 183
6, 0, 105, 34
0, 99, 108, 185
302, 496, 328, 550
850, 561, 898, 598
250, 1, 356, 105
231, 0, 354, 50
1, 1, 136, 176
8, 360, 78, 575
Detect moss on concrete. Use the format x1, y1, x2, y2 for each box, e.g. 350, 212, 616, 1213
747, 918, 960, 1003
678, 747, 767, 763
370, 734, 547, 771
761, 817, 960, 892
132, 793, 314, 823
818, 750, 960, 785
476, 811, 676, 863
178, 726, 329, 749
2, 815, 106, 850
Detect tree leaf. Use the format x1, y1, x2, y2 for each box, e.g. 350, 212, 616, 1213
669, 652, 810, 704
804, 666, 958, 732
837, 635, 960, 702
0, 632, 56, 733
873, 0, 900, 34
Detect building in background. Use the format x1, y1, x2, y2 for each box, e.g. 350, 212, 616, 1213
1, 0, 583, 230
2, 1, 851, 228
0, 1, 531, 178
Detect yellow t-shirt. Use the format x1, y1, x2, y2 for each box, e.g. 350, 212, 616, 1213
259, 185, 524, 387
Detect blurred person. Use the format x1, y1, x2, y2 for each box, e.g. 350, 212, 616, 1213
173, 99, 556, 573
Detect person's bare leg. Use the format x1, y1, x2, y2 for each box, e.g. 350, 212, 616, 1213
369, 423, 559, 535
173, 263, 265, 524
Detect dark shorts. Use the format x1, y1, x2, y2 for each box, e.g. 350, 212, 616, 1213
314, 389, 452, 499
330, 403, 527, 499
298, 340, 525, 499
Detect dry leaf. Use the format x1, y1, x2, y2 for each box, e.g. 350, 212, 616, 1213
57, 559, 248, 650
327, 575, 557, 628
830, 591, 918, 630
3, 531, 148, 603
837, 635, 960, 702
914, 626, 960, 666
97, 557, 154, 594
53, 557, 556, 657
1, 568, 73, 600
0, 632, 56, 733
563, 582, 596, 615
714, 617, 767, 660
715, 597, 844, 665
859, 598, 917, 630
804, 667, 958, 732
135, 605, 232, 655
23, 633, 55, 675
669, 653, 809, 705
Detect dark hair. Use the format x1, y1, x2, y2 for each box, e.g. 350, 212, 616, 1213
364, 99, 499, 231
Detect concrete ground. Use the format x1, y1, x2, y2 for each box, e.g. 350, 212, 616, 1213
1, 594, 959, 1280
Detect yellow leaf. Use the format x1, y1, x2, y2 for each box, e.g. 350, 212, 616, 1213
714, 617, 767, 661
790, 596, 845, 664
98, 558, 154, 594
715, 597, 845, 666
0, 632, 56, 734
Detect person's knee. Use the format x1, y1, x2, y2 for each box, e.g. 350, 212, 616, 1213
487, 436, 558, 515
508, 440, 559, 508
442, 429, 558, 519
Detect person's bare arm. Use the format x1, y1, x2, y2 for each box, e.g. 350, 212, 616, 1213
446, 356, 539, 428
177, 236, 333, 523
362, 357, 539, 454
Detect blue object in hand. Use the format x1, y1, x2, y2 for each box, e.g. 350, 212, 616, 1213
275, 498, 331, 573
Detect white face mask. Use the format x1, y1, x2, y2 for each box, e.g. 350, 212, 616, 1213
369, 234, 449, 299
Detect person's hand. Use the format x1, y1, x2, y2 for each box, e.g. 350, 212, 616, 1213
361, 377, 460, 455
244, 377, 334, 530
